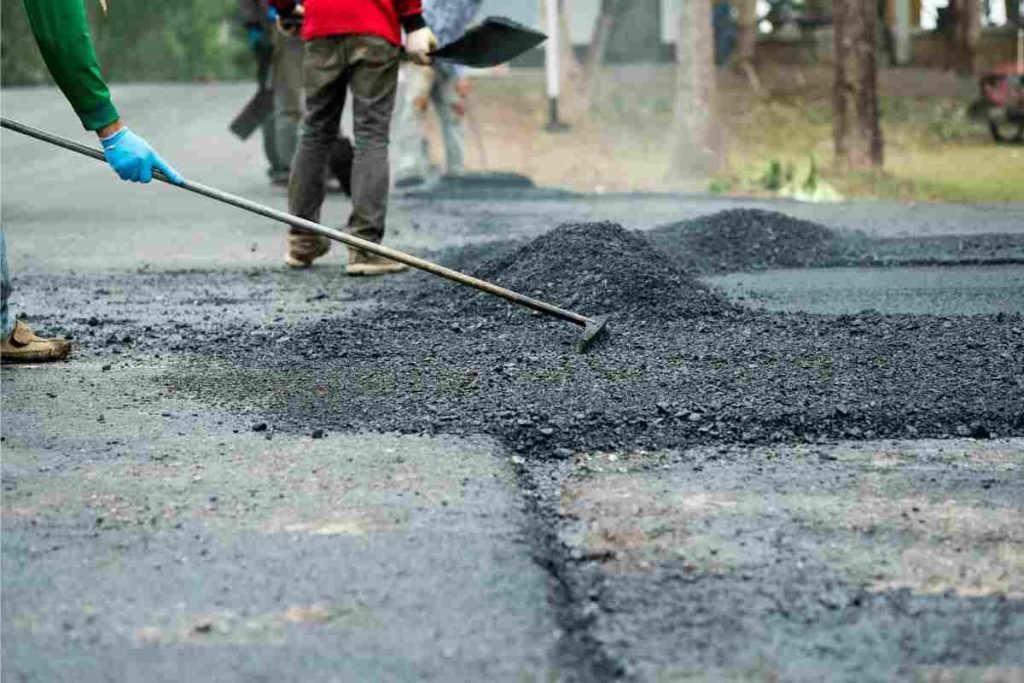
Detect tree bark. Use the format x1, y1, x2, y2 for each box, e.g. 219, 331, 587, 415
735, 0, 762, 92
1007, 0, 1021, 27
554, 0, 587, 120
955, 0, 983, 73
668, 0, 724, 185
833, 0, 884, 169
584, 0, 627, 107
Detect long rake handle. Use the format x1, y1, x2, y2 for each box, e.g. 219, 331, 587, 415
1, 117, 593, 330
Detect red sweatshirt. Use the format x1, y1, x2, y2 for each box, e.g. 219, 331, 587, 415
271, 0, 425, 45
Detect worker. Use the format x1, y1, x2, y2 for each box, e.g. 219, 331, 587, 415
239, 0, 305, 186
393, 0, 483, 189
2, 0, 182, 365
270, 0, 437, 274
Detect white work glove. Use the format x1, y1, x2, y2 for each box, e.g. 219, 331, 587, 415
405, 27, 438, 66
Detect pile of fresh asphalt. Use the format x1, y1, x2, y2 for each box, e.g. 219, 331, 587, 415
647, 208, 868, 274
435, 221, 731, 322
648, 208, 1024, 273
166, 220, 1024, 459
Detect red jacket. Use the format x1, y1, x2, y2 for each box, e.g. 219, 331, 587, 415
271, 0, 425, 45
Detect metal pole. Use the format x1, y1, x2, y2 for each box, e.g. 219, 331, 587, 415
544, 0, 569, 131
0, 117, 597, 332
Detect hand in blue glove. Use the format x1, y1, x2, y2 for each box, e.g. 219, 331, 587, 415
100, 128, 184, 185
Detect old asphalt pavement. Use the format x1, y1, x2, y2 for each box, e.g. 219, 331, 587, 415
2, 85, 1023, 682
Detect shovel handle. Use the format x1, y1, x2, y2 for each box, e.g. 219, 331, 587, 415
1, 116, 595, 331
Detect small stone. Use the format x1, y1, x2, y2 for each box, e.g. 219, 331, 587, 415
655, 401, 671, 414
969, 422, 990, 439
955, 424, 971, 437
688, 412, 703, 422
101, 364, 112, 372
192, 620, 214, 634
553, 447, 573, 459
311, 429, 325, 439
251, 422, 268, 433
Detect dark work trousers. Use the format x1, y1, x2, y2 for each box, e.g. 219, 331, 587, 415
271, 28, 305, 175
288, 35, 400, 245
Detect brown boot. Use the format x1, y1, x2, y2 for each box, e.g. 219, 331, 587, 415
346, 248, 409, 277
284, 231, 331, 269
1, 320, 71, 364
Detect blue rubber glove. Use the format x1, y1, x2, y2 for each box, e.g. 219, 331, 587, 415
100, 128, 184, 185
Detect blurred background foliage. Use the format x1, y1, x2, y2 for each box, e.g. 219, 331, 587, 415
1, 0, 250, 86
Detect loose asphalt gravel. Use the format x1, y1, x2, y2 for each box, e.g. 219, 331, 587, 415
3, 84, 1024, 682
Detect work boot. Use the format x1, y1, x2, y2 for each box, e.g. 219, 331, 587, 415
1, 320, 71, 364
285, 231, 331, 269
346, 248, 409, 277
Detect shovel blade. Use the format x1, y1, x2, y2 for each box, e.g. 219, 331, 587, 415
579, 315, 610, 352
229, 87, 274, 141
431, 17, 547, 68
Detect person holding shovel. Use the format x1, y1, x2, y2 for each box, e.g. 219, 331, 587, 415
1, 0, 182, 364
270, 0, 437, 274
239, 0, 307, 186
393, 0, 482, 189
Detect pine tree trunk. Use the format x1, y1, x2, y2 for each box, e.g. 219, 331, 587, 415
1007, 0, 1021, 27
955, 0, 983, 74
736, 0, 762, 92
668, 0, 724, 185
584, 0, 626, 108
736, 0, 758, 65
555, 0, 587, 121
833, 0, 884, 169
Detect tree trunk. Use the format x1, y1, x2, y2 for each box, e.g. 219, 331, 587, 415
1007, 0, 1021, 27
668, 0, 724, 185
584, 0, 627, 108
553, 0, 587, 120
955, 0, 983, 73
833, 0, 884, 169
735, 0, 762, 92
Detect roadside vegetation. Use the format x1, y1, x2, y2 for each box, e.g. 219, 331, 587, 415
467, 65, 1022, 203
0, 0, 246, 85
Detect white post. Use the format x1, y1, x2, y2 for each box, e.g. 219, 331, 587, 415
895, 0, 912, 65
544, 0, 567, 130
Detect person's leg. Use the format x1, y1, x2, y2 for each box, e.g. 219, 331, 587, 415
346, 35, 401, 245
433, 67, 466, 176
258, 43, 287, 182
272, 29, 305, 175
392, 64, 435, 185
0, 230, 71, 363
262, 115, 284, 179
1, 230, 13, 340
285, 36, 348, 267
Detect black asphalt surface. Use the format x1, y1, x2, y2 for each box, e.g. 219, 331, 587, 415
3, 85, 1024, 682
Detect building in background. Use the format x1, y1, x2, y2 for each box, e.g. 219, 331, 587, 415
476, 0, 1020, 69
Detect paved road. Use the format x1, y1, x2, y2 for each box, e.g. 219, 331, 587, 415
709, 265, 1024, 315
2, 85, 1023, 681
4, 85, 1023, 274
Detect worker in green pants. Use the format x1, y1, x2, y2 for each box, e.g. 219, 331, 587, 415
1, 0, 182, 364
